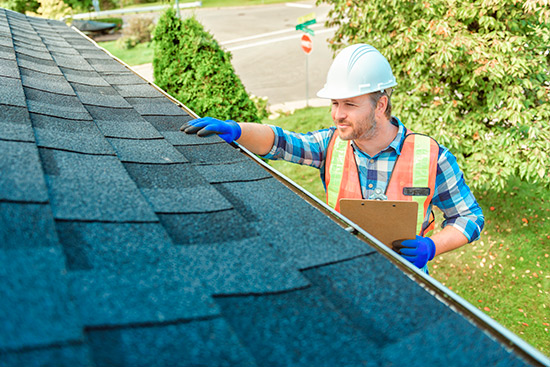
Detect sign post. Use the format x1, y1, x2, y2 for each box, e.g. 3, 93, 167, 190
301, 34, 313, 106
296, 13, 315, 107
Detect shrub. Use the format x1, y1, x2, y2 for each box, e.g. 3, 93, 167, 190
116, 16, 154, 49
152, 8, 262, 123
318, 0, 550, 191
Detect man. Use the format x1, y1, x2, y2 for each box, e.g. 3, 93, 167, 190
181, 44, 484, 273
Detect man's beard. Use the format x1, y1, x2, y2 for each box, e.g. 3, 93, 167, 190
337, 109, 377, 141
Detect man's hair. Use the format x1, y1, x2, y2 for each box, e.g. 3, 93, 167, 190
369, 88, 392, 119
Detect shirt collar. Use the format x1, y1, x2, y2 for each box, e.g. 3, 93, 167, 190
350, 116, 407, 157
391, 116, 407, 155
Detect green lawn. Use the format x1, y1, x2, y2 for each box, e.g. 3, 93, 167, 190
98, 40, 154, 66
263, 107, 550, 357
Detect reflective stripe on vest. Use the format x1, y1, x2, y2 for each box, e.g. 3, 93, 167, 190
325, 130, 439, 236
325, 135, 361, 212
326, 136, 347, 209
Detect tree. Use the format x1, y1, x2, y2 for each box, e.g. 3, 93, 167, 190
318, 0, 550, 191
4, 0, 39, 13
30, 0, 72, 19
152, 9, 262, 123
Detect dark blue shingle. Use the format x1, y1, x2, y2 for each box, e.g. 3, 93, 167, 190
14, 42, 52, 61
0, 58, 18, 78
68, 264, 219, 327
0, 246, 83, 351
180, 238, 310, 295
0, 43, 15, 59
0, 74, 27, 107
85, 104, 148, 123
0, 202, 58, 249
86, 318, 257, 367
96, 118, 163, 139
97, 71, 146, 85
73, 83, 131, 108
158, 210, 257, 245
40, 148, 158, 221
215, 179, 375, 269
17, 52, 63, 75
21, 66, 77, 95
1, 343, 93, 367
25, 87, 92, 120
215, 288, 381, 367
303, 254, 446, 344
176, 143, 249, 165
108, 137, 188, 164
61, 67, 111, 87
381, 312, 531, 367
113, 83, 166, 98
0, 104, 34, 142
55, 221, 174, 271
125, 97, 189, 116
0, 140, 48, 202
195, 160, 272, 183
141, 186, 234, 213
123, 162, 204, 189
31, 113, 116, 155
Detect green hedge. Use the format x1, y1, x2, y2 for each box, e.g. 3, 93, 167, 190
153, 9, 261, 122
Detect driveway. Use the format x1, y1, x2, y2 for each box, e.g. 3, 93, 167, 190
130, 1, 336, 112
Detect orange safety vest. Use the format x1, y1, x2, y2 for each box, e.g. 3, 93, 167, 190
325, 129, 439, 236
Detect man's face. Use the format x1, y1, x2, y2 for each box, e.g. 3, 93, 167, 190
331, 94, 377, 141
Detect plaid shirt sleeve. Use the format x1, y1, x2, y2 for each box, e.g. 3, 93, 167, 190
261, 125, 335, 169
432, 147, 485, 242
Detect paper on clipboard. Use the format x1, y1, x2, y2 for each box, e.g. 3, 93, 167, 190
339, 199, 418, 247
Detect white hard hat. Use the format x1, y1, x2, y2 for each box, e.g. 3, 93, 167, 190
317, 44, 397, 99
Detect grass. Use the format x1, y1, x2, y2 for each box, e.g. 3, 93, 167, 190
263, 107, 550, 357
98, 40, 154, 66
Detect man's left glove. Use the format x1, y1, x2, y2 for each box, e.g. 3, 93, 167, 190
180, 117, 241, 143
392, 235, 436, 269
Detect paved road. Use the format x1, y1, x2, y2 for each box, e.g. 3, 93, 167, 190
130, 1, 336, 111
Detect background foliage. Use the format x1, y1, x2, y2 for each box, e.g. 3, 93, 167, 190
318, 0, 550, 191
152, 8, 262, 122
116, 16, 154, 49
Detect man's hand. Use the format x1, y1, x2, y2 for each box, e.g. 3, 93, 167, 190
180, 117, 241, 143
392, 235, 436, 269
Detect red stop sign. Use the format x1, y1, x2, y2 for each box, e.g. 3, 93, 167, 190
301, 34, 312, 54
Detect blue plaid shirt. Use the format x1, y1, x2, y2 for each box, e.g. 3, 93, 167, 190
262, 117, 484, 242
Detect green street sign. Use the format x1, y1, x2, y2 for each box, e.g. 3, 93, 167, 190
295, 18, 316, 35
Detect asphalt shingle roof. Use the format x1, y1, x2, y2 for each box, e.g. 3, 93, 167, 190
0, 8, 546, 367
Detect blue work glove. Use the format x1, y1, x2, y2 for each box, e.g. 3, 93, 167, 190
392, 235, 436, 269
180, 117, 241, 143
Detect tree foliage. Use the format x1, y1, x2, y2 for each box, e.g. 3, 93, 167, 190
318, 0, 550, 191
28, 0, 72, 19
152, 9, 262, 123
3, 0, 39, 13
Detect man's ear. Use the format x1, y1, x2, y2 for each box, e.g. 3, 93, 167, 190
376, 95, 389, 116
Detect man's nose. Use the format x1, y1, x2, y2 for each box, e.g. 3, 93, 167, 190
333, 104, 347, 121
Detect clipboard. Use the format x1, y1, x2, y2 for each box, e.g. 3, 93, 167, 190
339, 199, 418, 247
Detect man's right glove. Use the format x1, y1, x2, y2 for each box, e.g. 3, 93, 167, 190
392, 235, 436, 269
180, 117, 241, 143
